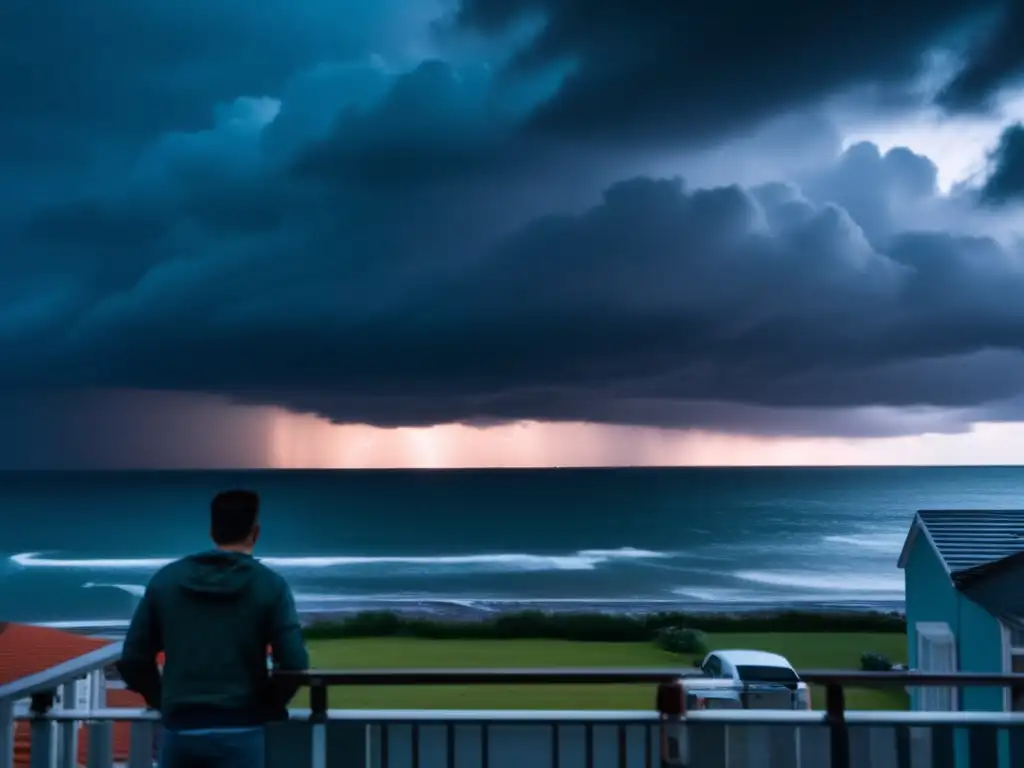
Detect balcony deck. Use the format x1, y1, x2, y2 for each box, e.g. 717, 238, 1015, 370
2, 645, 1024, 768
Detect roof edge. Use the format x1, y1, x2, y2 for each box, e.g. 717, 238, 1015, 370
897, 513, 922, 570
897, 512, 952, 575
953, 549, 1024, 591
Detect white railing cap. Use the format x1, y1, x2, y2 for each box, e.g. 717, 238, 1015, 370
16, 706, 1024, 727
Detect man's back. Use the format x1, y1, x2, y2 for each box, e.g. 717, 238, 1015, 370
144, 551, 307, 724
116, 489, 309, 768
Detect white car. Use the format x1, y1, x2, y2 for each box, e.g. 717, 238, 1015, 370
683, 649, 812, 710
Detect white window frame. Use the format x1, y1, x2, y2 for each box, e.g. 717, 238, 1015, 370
1001, 622, 1024, 711
915, 621, 958, 712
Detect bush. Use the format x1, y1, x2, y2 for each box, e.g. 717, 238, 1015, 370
654, 627, 709, 655
300, 609, 905, 642
860, 651, 893, 671
303, 611, 403, 639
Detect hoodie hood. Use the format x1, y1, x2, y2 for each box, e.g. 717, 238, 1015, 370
178, 550, 260, 598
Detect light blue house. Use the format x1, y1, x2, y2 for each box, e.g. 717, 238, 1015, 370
899, 510, 1024, 767
898, 509, 1024, 713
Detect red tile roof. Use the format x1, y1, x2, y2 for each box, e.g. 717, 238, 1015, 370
0, 624, 148, 767
0, 624, 109, 686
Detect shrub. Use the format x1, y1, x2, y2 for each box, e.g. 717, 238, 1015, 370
304, 611, 402, 639
654, 627, 709, 655
860, 651, 893, 672
300, 609, 906, 642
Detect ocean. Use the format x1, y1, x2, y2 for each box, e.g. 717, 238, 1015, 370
1, 466, 1022, 630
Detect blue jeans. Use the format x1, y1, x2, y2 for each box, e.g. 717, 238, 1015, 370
160, 727, 265, 768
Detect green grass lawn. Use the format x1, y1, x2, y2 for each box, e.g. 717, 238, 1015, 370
295, 633, 908, 711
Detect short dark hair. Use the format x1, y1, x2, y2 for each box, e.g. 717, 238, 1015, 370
210, 490, 260, 545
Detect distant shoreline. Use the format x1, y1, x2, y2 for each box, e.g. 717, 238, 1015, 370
51, 598, 905, 638
298, 599, 906, 625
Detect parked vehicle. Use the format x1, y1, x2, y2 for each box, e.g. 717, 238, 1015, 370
683, 649, 812, 710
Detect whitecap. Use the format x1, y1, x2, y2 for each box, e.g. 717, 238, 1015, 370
11, 547, 668, 573
732, 570, 904, 593
83, 582, 145, 597
822, 533, 906, 553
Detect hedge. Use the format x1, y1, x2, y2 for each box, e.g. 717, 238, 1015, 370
302, 609, 906, 642
654, 627, 710, 655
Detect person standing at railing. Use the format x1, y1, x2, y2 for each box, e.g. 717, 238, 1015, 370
117, 489, 310, 768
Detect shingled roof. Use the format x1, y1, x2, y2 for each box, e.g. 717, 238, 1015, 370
898, 509, 1024, 573
0, 624, 147, 767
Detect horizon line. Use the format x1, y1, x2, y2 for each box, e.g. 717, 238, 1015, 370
1, 464, 1023, 472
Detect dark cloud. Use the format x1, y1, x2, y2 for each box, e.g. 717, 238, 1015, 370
4, 52, 1024, 438
452, 0, 1021, 145
0, 391, 273, 469
0, 0, 437, 167
3, 2, 1024, 445
935, 3, 1024, 111
980, 123, 1024, 203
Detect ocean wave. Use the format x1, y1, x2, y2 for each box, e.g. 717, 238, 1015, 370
37, 619, 131, 630
83, 582, 145, 597
671, 587, 777, 603
82, 582, 686, 610
83, 582, 499, 609
11, 546, 667, 573
732, 570, 904, 593
822, 533, 906, 553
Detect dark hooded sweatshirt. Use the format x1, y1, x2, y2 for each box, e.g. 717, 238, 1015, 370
117, 550, 309, 730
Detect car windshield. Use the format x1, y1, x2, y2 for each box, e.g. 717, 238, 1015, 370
736, 665, 798, 683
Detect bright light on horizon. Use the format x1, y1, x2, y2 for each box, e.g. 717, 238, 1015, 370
266, 409, 1024, 468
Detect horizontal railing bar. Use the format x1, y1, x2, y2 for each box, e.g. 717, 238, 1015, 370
687, 710, 1024, 726
19, 707, 1024, 727
274, 667, 1024, 687
18, 708, 663, 724
281, 668, 700, 685
800, 670, 1024, 686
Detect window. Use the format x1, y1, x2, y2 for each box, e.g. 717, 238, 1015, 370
916, 622, 957, 711
702, 655, 722, 677
1010, 625, 1024, 651
736, 666, 799, 684
1005, 622, 1024, 711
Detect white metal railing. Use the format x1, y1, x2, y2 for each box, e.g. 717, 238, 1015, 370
5, 656, 1024, 767
9, 707, 1024, 768
0, 642, 122, 768
0, 644, 123, 703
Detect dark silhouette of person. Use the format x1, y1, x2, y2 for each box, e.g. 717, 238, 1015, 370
118, 489, 309, 768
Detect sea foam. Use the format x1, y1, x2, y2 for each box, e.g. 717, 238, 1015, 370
11, 546, 667, 573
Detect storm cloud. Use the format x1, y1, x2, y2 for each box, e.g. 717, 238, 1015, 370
2, 0, 1024, 445
453, 0, 1024, 144
981, 123, 1024, 203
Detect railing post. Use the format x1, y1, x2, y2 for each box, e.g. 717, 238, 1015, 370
28, 691, 57, 768
28, 718, 54, 768
657, 678, 687, 767
309, 677, 329, 768
128, 721, 156, 768
85, 722, 113, 768
58, 682, 78, 768
0, 700, 13, 768
825, 683, 850, 768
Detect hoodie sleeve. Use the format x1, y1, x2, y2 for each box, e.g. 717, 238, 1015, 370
116, 585, 164, 709
267, 576, 309, 707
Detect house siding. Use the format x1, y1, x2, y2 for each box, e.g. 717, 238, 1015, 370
904, 524, 1011, 767
905, 528, 1007, 708
957, 594, 1006, 711
904, 530, 959, 683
